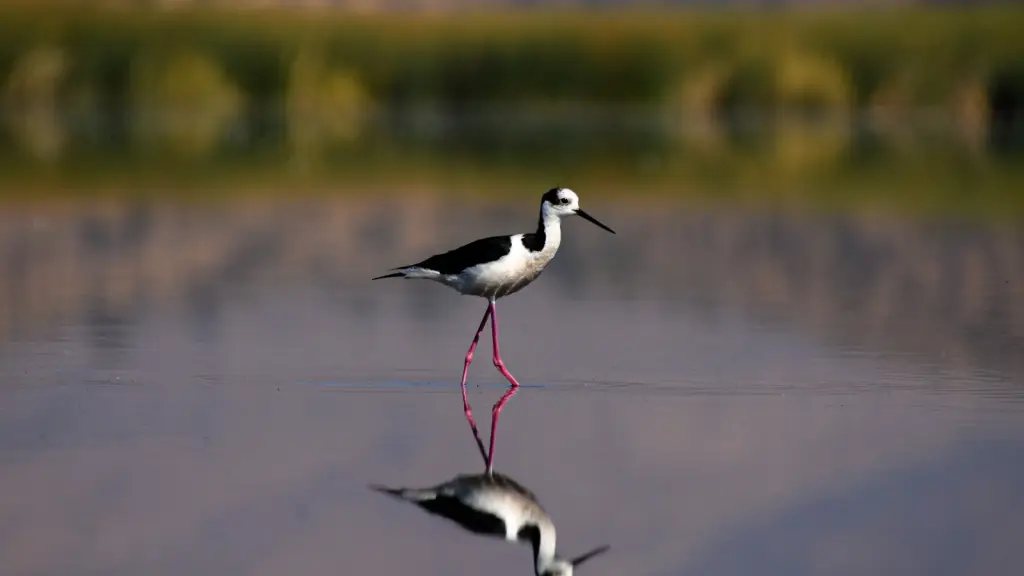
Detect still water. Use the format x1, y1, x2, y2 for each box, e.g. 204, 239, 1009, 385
1, 196, 1023, 576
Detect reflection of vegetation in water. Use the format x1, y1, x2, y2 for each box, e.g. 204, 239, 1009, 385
1, 200, 1020, 381
1, 109, 1023, 218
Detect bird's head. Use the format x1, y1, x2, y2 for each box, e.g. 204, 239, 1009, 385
537, 544, 611, 576
540, 187, 615, 234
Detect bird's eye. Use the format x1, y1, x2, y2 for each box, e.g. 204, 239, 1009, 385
560, 197, 570, 205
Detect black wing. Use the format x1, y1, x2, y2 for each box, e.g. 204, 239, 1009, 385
407, 235, 513, 275
418, 496, 507, 538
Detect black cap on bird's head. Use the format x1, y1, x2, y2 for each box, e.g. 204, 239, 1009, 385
541, 187, 565, 206
540, 187, 615, 234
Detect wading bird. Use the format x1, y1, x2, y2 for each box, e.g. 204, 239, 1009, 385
373, 188, 615, 470
371, 472, 610, 576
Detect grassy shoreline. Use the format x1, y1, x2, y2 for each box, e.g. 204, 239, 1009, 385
2, 7, 1022, 112
1, 7, 1023, 217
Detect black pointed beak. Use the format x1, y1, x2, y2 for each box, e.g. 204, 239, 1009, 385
569, 544, 611, 567
574, 208, 615, 234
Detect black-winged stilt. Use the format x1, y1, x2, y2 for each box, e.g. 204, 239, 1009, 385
371, 472, 610, 576
372, 187, 615, 471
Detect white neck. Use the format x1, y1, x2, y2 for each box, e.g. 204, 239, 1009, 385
533, 522, 559, 576
537, 204, 563, 252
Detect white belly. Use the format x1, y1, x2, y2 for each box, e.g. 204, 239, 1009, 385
452, 246, 556, 299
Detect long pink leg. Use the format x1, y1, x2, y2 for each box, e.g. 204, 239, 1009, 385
486, 299, 520, 472
461, 304, 492, 465
489, 300, 520, 388
486, 385, 519, 473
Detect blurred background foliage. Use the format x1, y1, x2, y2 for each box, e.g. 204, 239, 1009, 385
0, 5, 1022, 216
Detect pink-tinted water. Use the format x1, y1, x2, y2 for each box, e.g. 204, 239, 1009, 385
1, 197, 1022, 576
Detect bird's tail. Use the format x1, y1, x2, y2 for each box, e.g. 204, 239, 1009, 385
371, 266, 438, 281
369, 484, 436, 502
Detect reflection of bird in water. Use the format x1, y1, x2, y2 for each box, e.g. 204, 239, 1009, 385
373, 187, 615, 472
371, 472, 610, 576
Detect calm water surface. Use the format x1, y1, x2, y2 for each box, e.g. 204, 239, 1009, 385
1, 197, 1023, 576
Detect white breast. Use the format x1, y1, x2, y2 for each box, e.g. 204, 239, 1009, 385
454, 233, 560, 298
463, 487, 532, 540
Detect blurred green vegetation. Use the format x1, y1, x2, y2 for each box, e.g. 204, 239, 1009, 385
0, 6, 1023, 217
3, 7, 1023, 113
